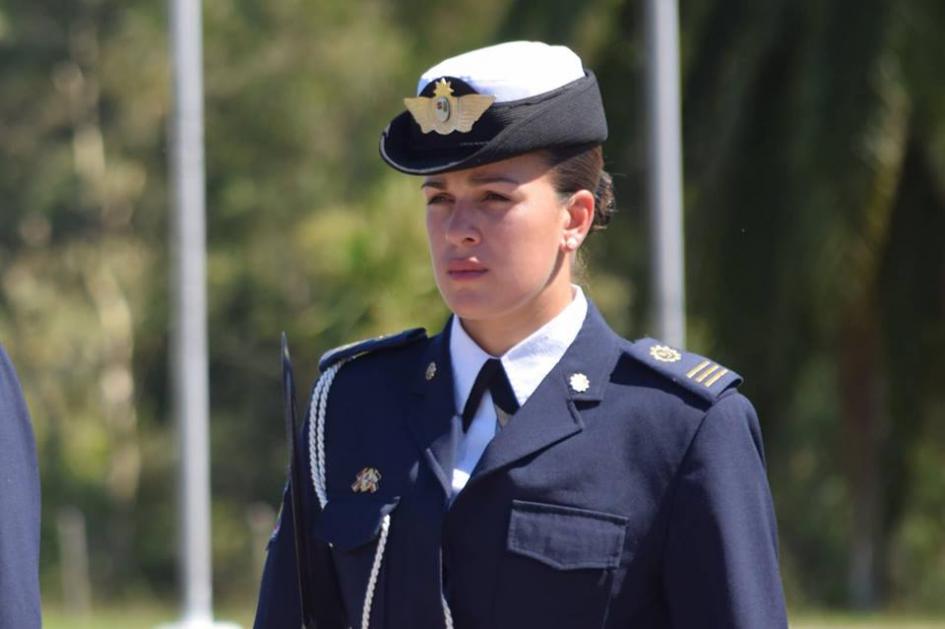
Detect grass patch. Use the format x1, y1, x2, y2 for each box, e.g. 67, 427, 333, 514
43, 604, 945, 628
43, 605, 253, 629
792, 614, 945, 628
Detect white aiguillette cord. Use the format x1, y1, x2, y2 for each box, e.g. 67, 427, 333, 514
309, 359, 454, 629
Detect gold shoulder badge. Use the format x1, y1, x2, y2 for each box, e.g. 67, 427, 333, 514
351, 467, 382, 493
649, 345, 681, 363
404, 78, 494, 135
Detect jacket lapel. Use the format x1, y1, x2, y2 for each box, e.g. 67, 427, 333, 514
406, 319, 458, 499
465, 302, 622, 485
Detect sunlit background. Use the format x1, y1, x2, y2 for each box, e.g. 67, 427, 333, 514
1, 0, 944, 626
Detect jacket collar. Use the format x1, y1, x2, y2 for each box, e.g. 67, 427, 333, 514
449, 286, 589, 409
406, 300, 623, 499
407, 319, 458, 498
466, 300, 621, 484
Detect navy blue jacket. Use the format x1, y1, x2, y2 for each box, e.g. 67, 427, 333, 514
0, 346, 42, 629
255, 303, 788, 628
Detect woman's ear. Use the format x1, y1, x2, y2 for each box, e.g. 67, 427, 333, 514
562, 190, 595, 252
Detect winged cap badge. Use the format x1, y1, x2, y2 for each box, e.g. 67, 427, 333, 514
404, 78, 495, 135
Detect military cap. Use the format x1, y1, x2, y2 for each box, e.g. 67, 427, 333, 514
379, 40, 608, 175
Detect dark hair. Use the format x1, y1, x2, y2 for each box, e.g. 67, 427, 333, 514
543, 145, 616, 232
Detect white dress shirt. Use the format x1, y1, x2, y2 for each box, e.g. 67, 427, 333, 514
448, 286, 588, 497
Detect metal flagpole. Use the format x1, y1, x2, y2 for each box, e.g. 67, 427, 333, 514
644, 0, 687, 349
163, 0, 238, 627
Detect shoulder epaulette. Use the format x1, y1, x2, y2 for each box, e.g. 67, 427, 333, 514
318, 327, 427, 372
627, 337, 742, 402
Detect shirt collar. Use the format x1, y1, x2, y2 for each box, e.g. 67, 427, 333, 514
449, 286, 588, 414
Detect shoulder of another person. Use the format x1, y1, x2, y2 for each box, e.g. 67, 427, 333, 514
624, 336, 743, 404
318, 327, 428, 372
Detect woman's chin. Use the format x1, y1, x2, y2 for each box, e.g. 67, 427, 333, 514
440, 289, 507, 323
443, 299, 494, 322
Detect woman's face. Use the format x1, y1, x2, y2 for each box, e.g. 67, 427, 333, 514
423, 152, 577, 327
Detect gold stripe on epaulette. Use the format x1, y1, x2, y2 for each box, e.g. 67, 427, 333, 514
686, 360, 711, 379
704, 368, 729, 387
686, 359, 730, 388
694, 364, 720, 383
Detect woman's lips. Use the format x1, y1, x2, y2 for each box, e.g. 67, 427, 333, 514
446, 260, 487, 280
449, 270, 487, 280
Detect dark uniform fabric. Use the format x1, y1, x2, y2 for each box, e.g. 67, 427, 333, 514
0, 346, 42, 629
255, 302, 788, 628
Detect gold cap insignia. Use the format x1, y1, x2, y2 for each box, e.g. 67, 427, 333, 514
404, 78, 495, 135
569, 372, 591, 393
649, 345, 681, 363
352, 467, 382, 493
425, 361, 437, 381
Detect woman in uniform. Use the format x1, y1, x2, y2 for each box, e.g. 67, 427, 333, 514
255, 41, 788, 629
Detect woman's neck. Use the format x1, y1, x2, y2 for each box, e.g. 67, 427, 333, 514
459, 280, 575, 357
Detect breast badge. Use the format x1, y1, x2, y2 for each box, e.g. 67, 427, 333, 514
352, 467, 382, 494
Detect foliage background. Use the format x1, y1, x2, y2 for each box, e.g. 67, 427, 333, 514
1, 0, 943, 619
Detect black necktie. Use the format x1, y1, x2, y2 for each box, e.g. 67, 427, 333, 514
461, 358, 520, 432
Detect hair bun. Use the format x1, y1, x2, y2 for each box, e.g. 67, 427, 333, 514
593, 169, 616, 231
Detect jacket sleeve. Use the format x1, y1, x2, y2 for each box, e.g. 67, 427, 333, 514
0, 347, 42, 629
253, 418, 347, 629
662, 391, 788, 628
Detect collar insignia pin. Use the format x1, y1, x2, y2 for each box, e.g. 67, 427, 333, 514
425, 361, 437, 381
569, 372, 590, 393
352, 467, 382, 494
650, 345, 682, 363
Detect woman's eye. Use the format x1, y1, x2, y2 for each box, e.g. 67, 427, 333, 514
426, 194, 451, 205
483, 192, 509, 203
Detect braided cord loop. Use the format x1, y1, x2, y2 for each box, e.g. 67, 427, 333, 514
306, 355, 454, 628
360, 514, 391, 629
308, 361, 346, 509
442, 595, 454, 629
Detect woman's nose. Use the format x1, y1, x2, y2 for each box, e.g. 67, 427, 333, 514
445, 202, 481, 246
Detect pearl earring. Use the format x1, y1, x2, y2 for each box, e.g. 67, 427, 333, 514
566, 237, 579, 250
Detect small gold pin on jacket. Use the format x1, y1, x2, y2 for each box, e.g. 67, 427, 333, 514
650, 345, 681, 363
352, 467, 382, 493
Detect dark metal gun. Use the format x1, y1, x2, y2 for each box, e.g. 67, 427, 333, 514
281, 332, 316, 628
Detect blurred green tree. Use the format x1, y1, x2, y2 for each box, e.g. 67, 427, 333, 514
0, 0, 942, 614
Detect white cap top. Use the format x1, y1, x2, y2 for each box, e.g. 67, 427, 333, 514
417, 41, 585, 103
